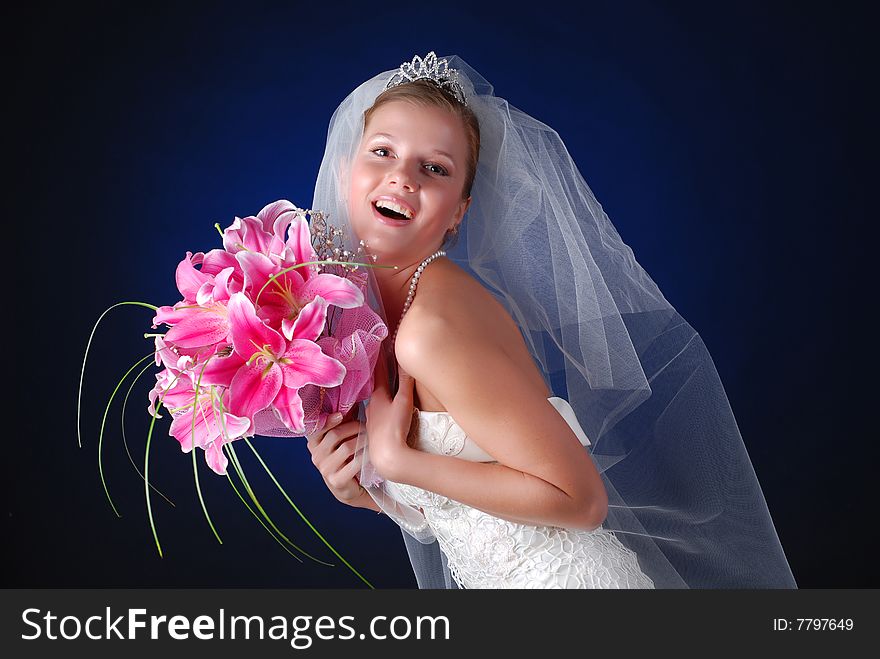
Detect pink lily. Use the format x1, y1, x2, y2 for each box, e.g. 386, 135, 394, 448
174, 252, 211, 303
168, 388, 250, 475
158, 301, 230, 350
196, 266, 239, 305
148, 369, 193, 418
154, 253, 240, 347
222, 200, 298, 260
237, 248, 364, 341
199, 292, 347, 434
148, 337, 203, 416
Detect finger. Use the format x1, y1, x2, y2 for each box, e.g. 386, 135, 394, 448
310, 420, 360, 458
306, 413, 343, 448
310, 426, 343, 465
322, 436, 359, 477
394, 362, 415, 405
339, 449, 366, 483
372, 351, 392, 399
336, 446, 367, 483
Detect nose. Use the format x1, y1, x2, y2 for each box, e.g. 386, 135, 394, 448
386, 159, 418, 192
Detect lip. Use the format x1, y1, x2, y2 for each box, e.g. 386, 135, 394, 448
371, 201, 413, 227
371, 196, 416, 227
372, 195, 416, 218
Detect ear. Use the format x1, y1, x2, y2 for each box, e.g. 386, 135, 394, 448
452, 195, 472, 226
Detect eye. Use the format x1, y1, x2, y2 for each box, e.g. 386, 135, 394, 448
370, 147, 448, 176
426, 163, 449, 176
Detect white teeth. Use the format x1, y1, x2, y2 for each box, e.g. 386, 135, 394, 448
374, 199, 414, 219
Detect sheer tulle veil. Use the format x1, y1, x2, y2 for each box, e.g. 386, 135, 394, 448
311, 52, 797, 588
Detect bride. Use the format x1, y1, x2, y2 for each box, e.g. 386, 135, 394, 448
306, 52, 797, 589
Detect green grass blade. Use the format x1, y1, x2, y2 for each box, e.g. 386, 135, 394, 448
98, 352, 155, 517
254, 259, 397, 306
224, 443, 334, 567
224, 464, 304, 563
78, 301, 158, 449
120, 360, 175, 508
143, 368, 187, 558
189, 361, 222, 545
244, 438, 375, 589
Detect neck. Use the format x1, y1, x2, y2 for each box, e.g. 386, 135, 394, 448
371, 249, 446, 335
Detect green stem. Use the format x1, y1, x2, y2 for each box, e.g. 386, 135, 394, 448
120, 359, 175, 508
224, 463, 305, 563
189, 362, 222, 545
224, 443, 334, 566
98, 352, 155, 517
144, 368, 187, 558
78, 301, 159, 448
244, 438, 375, 589
254, 259, 397, 307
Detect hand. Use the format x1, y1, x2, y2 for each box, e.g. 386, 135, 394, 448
364, 352, 416, 480
305, 410, 370, 508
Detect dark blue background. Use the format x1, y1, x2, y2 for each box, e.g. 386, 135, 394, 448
7, 1, 871, 588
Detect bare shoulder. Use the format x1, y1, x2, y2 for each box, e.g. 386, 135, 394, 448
390, 262, 601, 514
396, 258, 504, 346
394, 258, 550, 407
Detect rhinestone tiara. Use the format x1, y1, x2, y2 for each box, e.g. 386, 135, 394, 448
384, 51, 468, 106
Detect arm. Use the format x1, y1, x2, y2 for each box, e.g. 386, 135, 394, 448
377, 312, 608, 532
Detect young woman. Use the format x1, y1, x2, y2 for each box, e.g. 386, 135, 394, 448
306, 52, 797, 589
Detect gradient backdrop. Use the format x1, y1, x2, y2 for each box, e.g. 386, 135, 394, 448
7, 1, 871, 588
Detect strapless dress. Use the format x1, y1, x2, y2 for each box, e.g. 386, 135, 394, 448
382, 397, 655, 589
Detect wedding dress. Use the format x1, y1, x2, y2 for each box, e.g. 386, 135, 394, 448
318, 51, 798, 588
381, 397, 656, 589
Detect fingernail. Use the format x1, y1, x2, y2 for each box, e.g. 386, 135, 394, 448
332, 413, 343, 422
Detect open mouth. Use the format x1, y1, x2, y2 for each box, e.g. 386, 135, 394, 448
372, 200, 413, 221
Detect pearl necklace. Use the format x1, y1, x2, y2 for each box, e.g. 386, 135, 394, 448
391, 249, 446, 346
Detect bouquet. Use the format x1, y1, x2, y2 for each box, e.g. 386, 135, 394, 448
78, 200, 389, 588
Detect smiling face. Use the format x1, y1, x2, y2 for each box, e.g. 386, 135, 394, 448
347, 99, 472, 263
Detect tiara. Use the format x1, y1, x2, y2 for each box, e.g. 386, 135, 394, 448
384, 51, 468, 106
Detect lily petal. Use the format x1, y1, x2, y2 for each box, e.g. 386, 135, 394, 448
222, 217, 245, 254
175, 252, 210, 303
198, 351, 246, 387
227, 292, 286, 360
284, 296, 328, 342
212, 267, 236, 302
257, 200, 297, 256
153, 303, 199, 328
299, 273, 365, 309
169, 400, 213, 452
202, 248, 239, 275
285, 215, 319, 279
195, 280, 215, 306
227, 358, 283, 424
204, 440, 229, 475
271, 385, 306, 434
165, 308, 230, 349
237, 251, 277, 301
238, 216, 274, 255
279, 339, 347, 389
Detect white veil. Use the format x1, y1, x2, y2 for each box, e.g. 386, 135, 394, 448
311, 52, 797, 588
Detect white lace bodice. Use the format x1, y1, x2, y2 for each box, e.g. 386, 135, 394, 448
382, 397, 655, 589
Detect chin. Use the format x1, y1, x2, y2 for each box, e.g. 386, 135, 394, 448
351, 208, 409, 257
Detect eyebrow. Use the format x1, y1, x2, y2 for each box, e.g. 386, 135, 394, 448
366, 132, 456, 161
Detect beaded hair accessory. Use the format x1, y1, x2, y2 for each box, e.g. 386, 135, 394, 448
384, 51, 468, 106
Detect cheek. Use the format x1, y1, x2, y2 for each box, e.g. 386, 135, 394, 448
436, 190, 463, 216
349, 162, 375, 194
